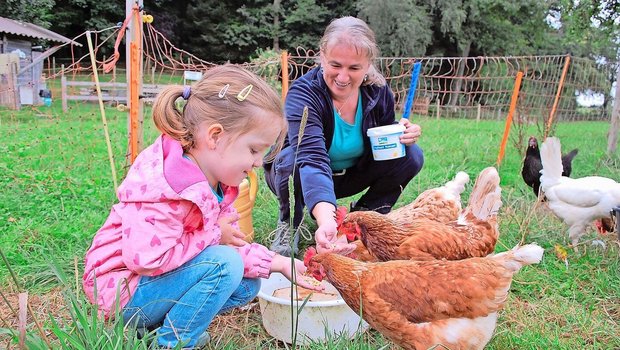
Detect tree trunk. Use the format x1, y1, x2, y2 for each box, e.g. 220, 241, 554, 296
448, 41, 471, 110
273, 0, 280, 51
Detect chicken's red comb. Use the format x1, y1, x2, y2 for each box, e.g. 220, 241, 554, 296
303, 247, 317, 267
335, 206, 348, 227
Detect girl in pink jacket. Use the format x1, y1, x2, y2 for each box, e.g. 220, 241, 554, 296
83, 65, 322, 349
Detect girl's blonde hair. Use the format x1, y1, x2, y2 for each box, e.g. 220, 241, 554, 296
319, 16, 386, 87
152, 65, 286, 161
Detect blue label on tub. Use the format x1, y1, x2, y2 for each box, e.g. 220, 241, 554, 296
373, 144, 397, 150
378, 136, 389, 143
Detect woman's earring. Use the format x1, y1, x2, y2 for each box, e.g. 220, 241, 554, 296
363, 74, 368, 82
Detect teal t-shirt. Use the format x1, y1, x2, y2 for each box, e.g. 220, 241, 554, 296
328, 94, 364, 171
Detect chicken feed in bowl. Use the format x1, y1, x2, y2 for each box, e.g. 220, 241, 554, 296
258, 272, 368, 345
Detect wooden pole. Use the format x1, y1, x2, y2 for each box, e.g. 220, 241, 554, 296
280, 50, 289, 102
18, 292, 27, 350
10, 61, 20, 110
436, 99, 440, 120
86, 31, 119, 191
607, 65, 620, 155
126, 0, 144, 164
497, 71, 524, 166
476, 103, 481, 122
61, 65, 67, 112
544, 54, 571, 138
130, 41, 140, 163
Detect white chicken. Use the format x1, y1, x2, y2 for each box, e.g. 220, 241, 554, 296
539, 137, 620, 248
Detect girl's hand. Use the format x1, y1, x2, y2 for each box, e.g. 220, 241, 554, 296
399, 118, 422, 145
271, 255, 324, 291
218, 215, 247, 247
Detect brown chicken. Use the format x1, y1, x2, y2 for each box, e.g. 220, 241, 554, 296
335, 172, 470, 262
339, 167, 502, 261
305, 244, 544, 350
388, 171, 470, 224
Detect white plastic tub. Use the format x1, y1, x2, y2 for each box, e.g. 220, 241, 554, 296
257, 272, 368, 345
366, 124, 406, 160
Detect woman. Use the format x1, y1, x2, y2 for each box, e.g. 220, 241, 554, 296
264, 16, 424, 256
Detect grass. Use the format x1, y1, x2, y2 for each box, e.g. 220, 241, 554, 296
1, 100, 619, 349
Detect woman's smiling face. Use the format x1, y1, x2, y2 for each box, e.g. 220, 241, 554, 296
320, 42, 371, 101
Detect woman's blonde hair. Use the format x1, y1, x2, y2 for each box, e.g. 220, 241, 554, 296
319, 16, 386, 87
152, 64, 286, 161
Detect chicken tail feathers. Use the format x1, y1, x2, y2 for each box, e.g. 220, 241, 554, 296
563, 148, 579, 163
443, 171, 470, 199
540, 137, 563, 187
463, 167, 502, 221
492, 243, 544, 272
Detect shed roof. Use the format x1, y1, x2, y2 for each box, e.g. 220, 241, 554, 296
0, 16, 79, 45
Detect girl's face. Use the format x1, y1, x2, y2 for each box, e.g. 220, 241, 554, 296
320, 43, 371, 101
198, 110, 283, 188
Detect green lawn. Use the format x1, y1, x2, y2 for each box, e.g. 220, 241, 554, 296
1, 101, 619, 349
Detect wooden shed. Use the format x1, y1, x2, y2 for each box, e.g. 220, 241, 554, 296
0, 16, 80, 109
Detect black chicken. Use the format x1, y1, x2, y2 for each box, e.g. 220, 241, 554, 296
522, 136, 578, 198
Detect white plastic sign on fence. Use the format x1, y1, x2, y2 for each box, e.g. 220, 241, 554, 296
183, 71, 202, 84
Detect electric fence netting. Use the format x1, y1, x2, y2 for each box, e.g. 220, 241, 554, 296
285, 48, 614, 142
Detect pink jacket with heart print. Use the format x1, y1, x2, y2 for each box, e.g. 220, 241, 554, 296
83, 134, 275, 318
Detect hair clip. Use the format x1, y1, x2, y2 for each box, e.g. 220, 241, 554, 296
218, 84, 230, 98
236, 84, 253, 101
182, 86, 191, 100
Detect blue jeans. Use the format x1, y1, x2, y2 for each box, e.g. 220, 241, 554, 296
121, 245, 261, 348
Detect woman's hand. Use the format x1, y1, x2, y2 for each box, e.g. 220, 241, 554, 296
271, 254, 324, 291
312, 202, 357, 254
314, 219, 338, 253
399, 118, 422, 145
218, 215, 247, 247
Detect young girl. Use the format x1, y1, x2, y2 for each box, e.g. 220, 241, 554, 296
83, 65, 322, 349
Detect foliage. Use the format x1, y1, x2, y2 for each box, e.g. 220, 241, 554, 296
357, 0, 433, 57
279, 0, 331, 50
249, 48, 282, 93
0, 0, 55, 27
429, 0, 556, 57
2, 0, 618, 69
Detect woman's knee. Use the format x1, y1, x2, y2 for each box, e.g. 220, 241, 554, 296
405, 144, 424, 176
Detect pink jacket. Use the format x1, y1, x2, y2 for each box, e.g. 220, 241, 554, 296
83, 135, 275, 318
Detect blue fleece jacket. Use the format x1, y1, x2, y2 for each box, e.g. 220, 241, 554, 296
281, 66, 398, 213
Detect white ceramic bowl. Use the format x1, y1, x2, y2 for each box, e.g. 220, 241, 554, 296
258, 272, 369, 345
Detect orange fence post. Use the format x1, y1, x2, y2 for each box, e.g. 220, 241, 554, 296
544, 54, 571, 138
280, 50, 289, 102
497, 71, 524, 166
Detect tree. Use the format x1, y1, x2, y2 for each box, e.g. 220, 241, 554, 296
279, 0, 331, 50
0, 0, 55, 27
357, 0, 433, 57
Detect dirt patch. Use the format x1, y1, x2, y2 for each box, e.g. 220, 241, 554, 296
0, 287, 70, 349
